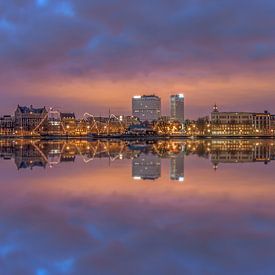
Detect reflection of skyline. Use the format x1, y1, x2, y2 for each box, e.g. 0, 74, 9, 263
132, 152, 161, 181
170, 150, 185, 182
0, 139, 275, 177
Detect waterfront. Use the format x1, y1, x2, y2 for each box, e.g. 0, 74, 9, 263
0, 139, 275, 274
1, 101, 275, 138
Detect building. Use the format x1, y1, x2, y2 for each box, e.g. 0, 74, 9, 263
118, 115, 140, 127
271, 115, 275, 134
45, 109, 62, 134
0, 115, 15, 135
60, 113, 77, 134
132, 95, 161, 122
210, 105, 272, 136
170, 94, 184, 124
253, 112, 271, 134
15, 105, 47, 133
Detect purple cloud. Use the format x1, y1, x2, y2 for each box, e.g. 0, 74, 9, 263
0, 0, 275, 78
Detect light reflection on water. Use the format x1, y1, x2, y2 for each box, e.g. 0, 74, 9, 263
0, 139, 275, 275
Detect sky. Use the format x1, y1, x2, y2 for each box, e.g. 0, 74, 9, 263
0, 0, 275, 118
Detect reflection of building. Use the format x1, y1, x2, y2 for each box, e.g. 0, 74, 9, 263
1, 139, 275, 177
211, 151, 254, 164
14, 143, 47, 169
60, 143, 77, 162
132, 153, 161, 180
15, 105, 47, 132
254, 144, 271, 162
170, 94, 184, 124
210, 140, 273, 168
132, 95, 161, 122
170, 150, 184, 182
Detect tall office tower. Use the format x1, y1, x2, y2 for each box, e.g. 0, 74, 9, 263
170, 148, 184, 182
170, 94, 185, 123
132, 95, 161, 122
132, 152, 161, 180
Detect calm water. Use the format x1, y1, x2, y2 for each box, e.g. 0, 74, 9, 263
0, 139, 275, 275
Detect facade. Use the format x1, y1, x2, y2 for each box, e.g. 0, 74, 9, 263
0, 115, 15, 135
271, 115, 275, 134
132, 95, 161, 122
15, 105, 47, 133
211, 105, 272, 135
253, 112, 271, 133
170, 94, 184, 124
47, 109, 62, 133
60, 113, 77, 134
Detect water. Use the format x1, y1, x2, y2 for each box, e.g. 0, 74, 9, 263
0, 139, 275, 275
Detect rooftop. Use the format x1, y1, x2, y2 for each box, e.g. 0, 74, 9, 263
17, 105, 46, 114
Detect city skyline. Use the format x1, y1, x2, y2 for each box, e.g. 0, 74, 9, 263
1, 87, 275, 120
0, 95, 274, 119
1, 96, 275, 137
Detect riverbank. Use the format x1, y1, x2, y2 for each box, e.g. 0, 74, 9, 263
1, 134, 275, 140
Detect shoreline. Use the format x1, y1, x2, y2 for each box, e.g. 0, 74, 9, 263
1, 135, 275, 140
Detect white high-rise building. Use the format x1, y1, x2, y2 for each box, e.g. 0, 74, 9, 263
132, 95, 161, 122
170, 94, 184, 123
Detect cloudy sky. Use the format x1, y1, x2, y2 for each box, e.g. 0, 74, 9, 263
0, 0, 275, 118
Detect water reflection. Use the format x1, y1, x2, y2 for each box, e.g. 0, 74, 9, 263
0, 139, 275, 178
1, 139, 275, 274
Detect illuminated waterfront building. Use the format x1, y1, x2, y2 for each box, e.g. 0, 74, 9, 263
60, 113, 76, 134
253, 112, 271, 133
271, 115, 275, 134
211, 105, 272, 135
15, 105, 47, 133
132, 95, 161, 122
0, 115, 15, 135
47, 109, 62, 134
170, 94, 185, 124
